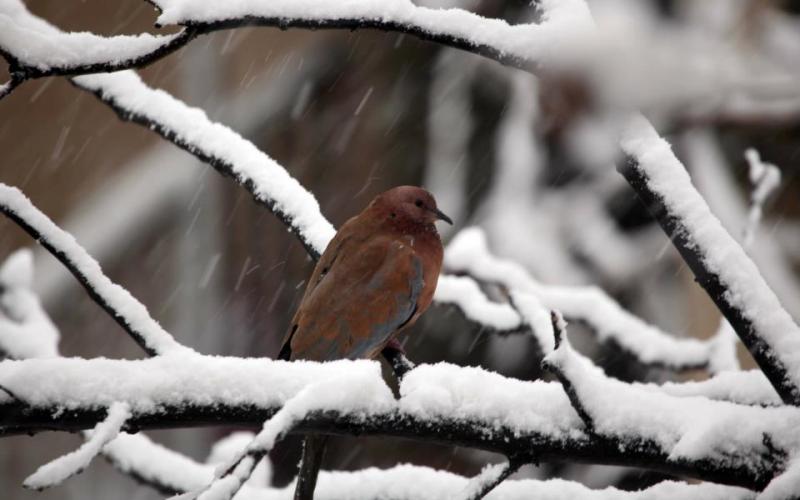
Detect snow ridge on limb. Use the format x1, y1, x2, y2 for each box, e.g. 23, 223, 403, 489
23, 401, 130, 490
0, 0, 195, 99
148, 0, 593, 73
445, 227, 717, 371
180, 370, 395, 500
459, 461, 522, 500
71, 71, 335, 260
0, 355, 790, 491
0, 185, 192, 357
618, 114, 800, 406
743, 148, 781, 248
0, 249, 59, 358
0, 0, 591, 100
542, 312, 799, 492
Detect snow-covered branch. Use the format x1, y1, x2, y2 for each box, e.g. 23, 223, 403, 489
0, 249, 58, 359
542, 313, 797, 496
444, 228, 730, 371
743, 149, 781, 248
0, 185, 192, 357
0, 0, 196, 100
0, 0, 591, 100
102, 452, 758, 500
71, 71, 336, 260
23, 401, 130, 490
618, 115, 800, 405
0, 355, 788, 491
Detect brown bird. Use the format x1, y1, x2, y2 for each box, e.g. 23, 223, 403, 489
278, 185, 451, 499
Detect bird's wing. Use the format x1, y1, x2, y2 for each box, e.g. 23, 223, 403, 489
277, 224, 351, 360
281, 235, 424, 362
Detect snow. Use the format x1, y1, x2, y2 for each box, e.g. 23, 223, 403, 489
543, 324, 800, 466
207, 433, 271, 488
192, 368, 396, 500
92, 434, 761, 499
759, 457, 800, 500
399, 362, 582, 437
0, 184, 192, 357
434, 275, 522, 332
150, 0, 593, 67
285, 465, 752, 499
0, 355, 387, 415
620, 114, 800, 399
105, 433, 219, 493
71, 71, 336, 257
743, 148, 781, 248
686, 130, 800, 320
0, 249, 59, 358
0, 353, 584, 442
459, 462, 508, 499
0, 0, 182, 72
445, 228, 715, 368
24, 401, 130, 490
642, 370, 781, 407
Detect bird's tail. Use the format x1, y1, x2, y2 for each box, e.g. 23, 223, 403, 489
294, 433, 328, 500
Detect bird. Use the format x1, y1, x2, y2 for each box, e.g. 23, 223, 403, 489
278, 185, 451, 500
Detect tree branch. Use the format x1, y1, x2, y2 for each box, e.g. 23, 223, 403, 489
617, 116, 800, 405
0, 0, 589, 99
542, 311, 797, 495
0, 185, 192, 357
460, 460, 523, 500
0, 355, 788, 491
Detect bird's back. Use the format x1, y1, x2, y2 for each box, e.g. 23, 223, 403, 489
279, 213, 438, 362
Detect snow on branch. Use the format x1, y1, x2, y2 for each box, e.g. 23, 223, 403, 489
743, 148, 781, 248
23, 401, 130, 490
618, 115, 800, 406
542, 312, 798, 495
459, 461, 522, 500
88, 441, 764, 500
434, 275, 525, 335
0, 0, 195, 99
0, 249, 59, 359
0, 185, 192, 357
72, 70, 335, 259
0, 355, 789, 491
184, 371, 395, 500
149, 0, 592, 74
444, 228, 725, 371
0, 0, 591, 100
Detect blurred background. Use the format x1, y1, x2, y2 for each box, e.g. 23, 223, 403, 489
1, 0, 799, 498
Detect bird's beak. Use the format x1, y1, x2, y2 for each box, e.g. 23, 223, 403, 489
432, 207, 453, 225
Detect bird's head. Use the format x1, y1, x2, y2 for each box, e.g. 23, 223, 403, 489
374, 186, 452, 227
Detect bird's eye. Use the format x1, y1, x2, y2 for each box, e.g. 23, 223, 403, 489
414, 199, 423, 207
